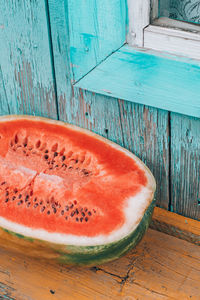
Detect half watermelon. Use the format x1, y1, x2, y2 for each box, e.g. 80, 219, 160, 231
0, 115, 156, 265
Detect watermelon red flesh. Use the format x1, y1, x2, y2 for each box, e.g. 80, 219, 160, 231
0, 118, 153, 242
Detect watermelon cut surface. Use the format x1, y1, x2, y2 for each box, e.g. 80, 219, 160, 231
0, 115, 156, 265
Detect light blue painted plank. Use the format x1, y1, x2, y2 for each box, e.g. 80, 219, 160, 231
48, 0, 72, 119
0, 0, 57, 118
76, 45, 200, 118
68, 0, 126, 82
170, 113, 200, 220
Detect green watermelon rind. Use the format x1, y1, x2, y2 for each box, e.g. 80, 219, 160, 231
0, 198, 155, 266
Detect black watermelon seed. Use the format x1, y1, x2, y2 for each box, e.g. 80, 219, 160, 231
75, 160, 78, 163
84, 208, 88, 212
80, 217, 83, 222
34, 203, 38, 208
54, 152, 58, 157
40, 201, 43, 205
47, 210, 50, 215
44, 155, 49, 160
34, 198, 37, 202
53, 208, 57, 214
12, 196, 16, 201
61, 210, 64, 215
24, 143, 27, 147
18, 194, 22, 199
45, 150, 48, 153
65, 205, 69, 211
14, 189, 18, 193
75, 209, 79, 215
25, 195, 29, 201
27, 202, 31, 207
62, 156, 66, 161
5, 191, 9, 196
85, 217, 88, 222
88, 211, 92, 216
50, 290, 55, 295
5, 198, 9, 203
55, 165, 58, 168
71, 211, 75, 217
70, 204, 74, 209
82, 212, 85, 217
41, 206, 45, 212
18, 200, 23, 205
76, 217, 79, 222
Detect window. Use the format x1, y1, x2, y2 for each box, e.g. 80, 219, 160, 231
128, 0, 200, 60
70, 0, 200, 118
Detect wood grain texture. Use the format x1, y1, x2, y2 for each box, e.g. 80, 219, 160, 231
117, 100, 169, 209
0, 0, 58, 118
68, 0, 126, 82
127, 0, 150, 46
76, 45, 200, 118
170, 113, 200, 220
0, 228, 199, 299
144, 23, 200, 61
151, 207, 200, 245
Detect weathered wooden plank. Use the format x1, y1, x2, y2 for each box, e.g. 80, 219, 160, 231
68, 0, 126, 82
117, 101, 169, 209
151, 207, 200, 245
0, 229, 199, 299
123, 229, 200, 300
0, 0, 58, 118
0, 66, 10, 116
76, 45, 200, 118
170, 113, 200, 220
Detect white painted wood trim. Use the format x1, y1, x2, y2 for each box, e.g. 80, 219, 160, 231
150, 0, 158, 22
153, 17, 200, 34
144, 22, 200, 60
127, 0, 150, 47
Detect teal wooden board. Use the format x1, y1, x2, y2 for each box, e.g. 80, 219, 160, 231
0, 0, 58, 118
170, 113, 200, 220
48, 0, 72, 119
68, 0, 126, 82
117, 100, 169, 209
76, 45, 200, 118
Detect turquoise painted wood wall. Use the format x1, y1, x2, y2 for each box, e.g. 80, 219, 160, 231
0, 0, 199, 220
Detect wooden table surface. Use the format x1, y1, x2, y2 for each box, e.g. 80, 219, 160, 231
0, 227, 199, 300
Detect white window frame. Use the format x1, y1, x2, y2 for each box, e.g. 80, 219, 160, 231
127, 0, 200, 61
